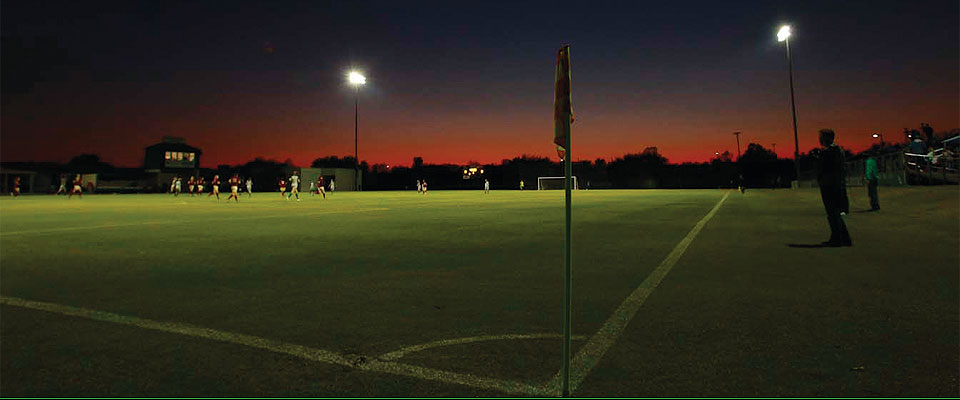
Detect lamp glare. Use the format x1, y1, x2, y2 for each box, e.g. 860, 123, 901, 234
777, 26, 791, 42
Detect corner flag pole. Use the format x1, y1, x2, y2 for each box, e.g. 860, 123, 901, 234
562, 104, 573, 397
553, 44, 573, 397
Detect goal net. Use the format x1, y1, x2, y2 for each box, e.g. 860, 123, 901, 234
537, 176, 578, 190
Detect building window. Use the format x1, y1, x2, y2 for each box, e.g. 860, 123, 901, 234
165, 151, 172, 160
187, 153, 195, 162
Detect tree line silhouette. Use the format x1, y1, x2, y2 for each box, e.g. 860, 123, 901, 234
8, 124, 956, 193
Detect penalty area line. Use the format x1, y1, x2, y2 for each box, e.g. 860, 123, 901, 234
550, 190, 731, 395
0, 295, 548, 396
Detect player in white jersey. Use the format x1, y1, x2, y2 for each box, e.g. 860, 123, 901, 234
287, 171, 301, 201
484, 179, 490, 194
245, 178, 253, 197
329, 179, 335, 192
174, 176, 182, 196
55, 174, 67, 195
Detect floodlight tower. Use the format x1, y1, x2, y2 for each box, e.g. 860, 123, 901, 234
872, 132, 884, 148
778, 25, 801, 187
733, 131, 742, 160
349, 71, 366, 191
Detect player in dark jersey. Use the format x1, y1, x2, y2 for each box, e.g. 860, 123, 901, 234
278, 177, 287, 199
69, 174, 83, 198
208, 175, 221, 200
12, 176, 21, 197
316, 175, 326, 199
227, 174, 241, 202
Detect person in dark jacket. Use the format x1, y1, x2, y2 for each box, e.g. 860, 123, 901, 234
817, 129, 852, 247
865, 153, 880, 211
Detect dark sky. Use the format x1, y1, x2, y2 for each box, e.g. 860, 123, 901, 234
2, 0, 957, 168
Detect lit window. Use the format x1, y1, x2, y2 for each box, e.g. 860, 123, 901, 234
187, 153, 195, 162
165, 151, 171, 160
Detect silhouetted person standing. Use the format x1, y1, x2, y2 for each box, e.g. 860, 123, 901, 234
817, 129, 852, 247
865, 153, 880, 211
921, 123, 934, 146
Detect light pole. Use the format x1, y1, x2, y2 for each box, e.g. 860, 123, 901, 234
778, 25, 801, 187
733, 131, 742, 160
348, 71, 366, 191
872, 132, 884, 149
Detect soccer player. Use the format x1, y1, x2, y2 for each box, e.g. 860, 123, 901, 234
55, 174, 67, 195
278, 177, 287, 199
174, 176, 182, 197
227, 173, 241, 202
316, 175, 326, 199
69, 174, 83, 198
309, 180, 317, 196
12, 176, 21, 197
416, 179, 422, 193
169, 176, 177, 194
208, 175, 221, 200
197, 176, 205, 195
288, 171, 301, 201
329, 179, 335, 192
187, 176, 196, 196
421, 180, 428, 195
817, 129, 852, 247
520, 179, 524, 191
484, 179, 490, 194
246, 177, 253, 198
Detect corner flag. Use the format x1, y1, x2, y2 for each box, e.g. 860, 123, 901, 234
554, 46, 574, 160
554, 44, 575, 397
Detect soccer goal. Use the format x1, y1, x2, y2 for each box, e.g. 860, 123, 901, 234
537, 176, 578, 190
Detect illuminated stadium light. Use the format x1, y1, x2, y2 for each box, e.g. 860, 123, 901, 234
349, 71, 366, 85
777, 25, 791, 42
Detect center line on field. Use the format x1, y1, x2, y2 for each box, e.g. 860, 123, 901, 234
0, 208, 389, 237
550, 190, 730, 395
0, 295, 550, 396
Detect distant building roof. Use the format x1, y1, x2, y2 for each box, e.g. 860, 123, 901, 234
145, 142, 202, 153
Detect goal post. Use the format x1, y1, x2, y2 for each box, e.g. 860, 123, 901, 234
538, 176, 578, 190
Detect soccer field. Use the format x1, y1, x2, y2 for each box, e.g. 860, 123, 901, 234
1, 188, 957, 397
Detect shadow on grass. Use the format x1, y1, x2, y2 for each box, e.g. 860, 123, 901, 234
786, 243, 827, 248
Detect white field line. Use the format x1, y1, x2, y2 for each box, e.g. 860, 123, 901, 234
0, 208, 388, 237
549, 191, 730, 395
0, 295, 550, 396
378, 333, 589, 361
2, 191, 729, 396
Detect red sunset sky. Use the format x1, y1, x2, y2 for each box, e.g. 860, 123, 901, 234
2, 1, 957, 168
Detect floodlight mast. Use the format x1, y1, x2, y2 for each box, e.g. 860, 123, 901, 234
872, 132, 884, 148
349, 71, 366, 191
778, 25, 801, 187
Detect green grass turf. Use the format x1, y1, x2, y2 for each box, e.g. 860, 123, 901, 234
1, 187, 956, 396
